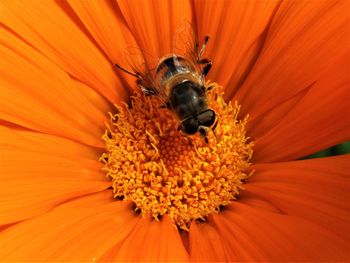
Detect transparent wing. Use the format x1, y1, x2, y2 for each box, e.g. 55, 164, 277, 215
123, 46, 157, 90
117, 21, 207, 106
173, 21, 198, 59
172, 21, 205, 85
122, 46, 169, 105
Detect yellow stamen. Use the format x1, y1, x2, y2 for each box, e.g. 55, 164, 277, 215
101, 83, 253, 231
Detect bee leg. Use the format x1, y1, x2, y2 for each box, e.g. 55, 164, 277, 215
212, 127, 218, 143
197, 35, 212, 76
211, 116, 219, 143
199, 35, 210, 58
198, 126, 209, 144
140, 86, 157, 96
160, 102, 171, 109
206, 84, 214, 92
212, 117, 219, 132
137, 80, 157, 96
187, 137, 193, 146
198, 58, 212, 76
143, 88, 157, 96
201, 84, 214, 95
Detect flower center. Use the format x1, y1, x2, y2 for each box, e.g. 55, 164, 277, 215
101, 83, 253, 231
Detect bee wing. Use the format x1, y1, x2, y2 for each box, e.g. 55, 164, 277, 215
173, 21, 205, 84
123, 46, 157, 89
173, 21, 198, 58
123, 46, 169, 105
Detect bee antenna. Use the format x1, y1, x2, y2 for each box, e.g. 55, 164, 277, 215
115, 64, 140, 79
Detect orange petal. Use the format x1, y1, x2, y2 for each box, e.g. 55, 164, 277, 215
1, 28, 112, 147
0, 191, 139, 261
214, 192, 350, 262
0, 127, 110, 225
213, 201, 350, 261
235, 0, 349, 122
100, 215, 189, 261
189, 218, 228, 261
252, 53, 350, 162
1, 0, 128, 103
66, 0, 138, 89
245, 155, 350, 241
117, 0, 193, 66
246, 86, 309, 139
193, 0, 281, 95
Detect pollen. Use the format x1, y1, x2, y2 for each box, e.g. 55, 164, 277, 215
101, 83, 253, 231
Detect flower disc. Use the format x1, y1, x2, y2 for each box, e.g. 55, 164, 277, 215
101, 83, 253, 230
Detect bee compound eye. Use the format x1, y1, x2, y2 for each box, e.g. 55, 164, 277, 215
197, 110, 215, 127
181, 118, 198, 135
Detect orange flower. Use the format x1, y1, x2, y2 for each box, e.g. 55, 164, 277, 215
1, 0, 350, 261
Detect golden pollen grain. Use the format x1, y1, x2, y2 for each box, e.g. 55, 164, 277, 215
101, 83, 253, 231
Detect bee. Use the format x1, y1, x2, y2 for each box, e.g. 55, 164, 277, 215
115, 30, 217, 143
